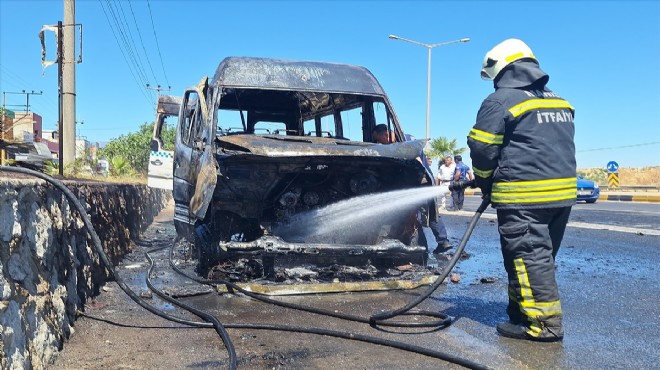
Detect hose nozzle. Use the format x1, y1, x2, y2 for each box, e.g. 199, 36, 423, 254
448, 180, 475, 192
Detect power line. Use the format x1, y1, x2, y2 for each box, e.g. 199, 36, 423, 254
113, 0, 151, 86
0, 64, 58, 111
127, 0, 159, 85
104, 0, 151, 89
98, 0, 152, 105
146, 0, 170, 87
577, 142, 660, 153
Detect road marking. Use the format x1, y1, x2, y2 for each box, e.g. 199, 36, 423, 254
447, 210, 660, 236
574, 205, 660, 216
565, 221, 660, 236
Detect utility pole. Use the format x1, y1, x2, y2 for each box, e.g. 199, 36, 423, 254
58, 20, 64, 175
146, 84, 171, 99
39, 0, 81, 175
62, 0, 76, 173
2, 90, 43, 112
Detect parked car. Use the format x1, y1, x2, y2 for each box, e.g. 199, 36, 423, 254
577, 175, 600, 203
0, 140, 56, 172
165, 57, 437, 276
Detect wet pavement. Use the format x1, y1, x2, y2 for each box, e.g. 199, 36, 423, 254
53, 198, 660, 369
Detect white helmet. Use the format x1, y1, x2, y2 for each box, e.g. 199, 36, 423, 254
480, 39, 537, 80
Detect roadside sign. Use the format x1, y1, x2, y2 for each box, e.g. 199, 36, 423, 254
608, 172, 620, 189
607, 161, 619, 173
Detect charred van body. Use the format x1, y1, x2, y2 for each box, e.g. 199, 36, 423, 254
171, 57, 438, 277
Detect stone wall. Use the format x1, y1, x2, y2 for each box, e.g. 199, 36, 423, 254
0, 178, 169, 369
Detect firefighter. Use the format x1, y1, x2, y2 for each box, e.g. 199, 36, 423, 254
468, 39, 576, 342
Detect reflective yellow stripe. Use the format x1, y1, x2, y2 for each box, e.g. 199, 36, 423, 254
505, 52, 524, 62
505, 52, 535, 63
520, 300, 563, 318
508, 99, 574, 118
472, 166, 493, 178
527, 321, 543, 337
492, 177, 577, 203
491, 190, 577, 204
468, 128, 504, 145
514, 258, 563, 321
493, 177, 577, 193
514, 258, 534, 304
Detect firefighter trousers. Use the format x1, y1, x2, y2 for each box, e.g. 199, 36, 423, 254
496, 206, 571, 339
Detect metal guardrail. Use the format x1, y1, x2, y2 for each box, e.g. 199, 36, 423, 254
602, 185, 660, 192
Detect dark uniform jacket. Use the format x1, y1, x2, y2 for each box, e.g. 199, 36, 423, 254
468, 61, 576, 209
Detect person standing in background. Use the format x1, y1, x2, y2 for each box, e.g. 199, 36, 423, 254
436, 156, 456, 210
373, 125, 453, 254
451, 155, 473, 210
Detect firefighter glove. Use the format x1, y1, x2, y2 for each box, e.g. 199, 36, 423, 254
475, 176, 493, 196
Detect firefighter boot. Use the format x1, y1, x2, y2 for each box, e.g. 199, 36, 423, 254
432, 239, 452, 254
496, 317, 563, 342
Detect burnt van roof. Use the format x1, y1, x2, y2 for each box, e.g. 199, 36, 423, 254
211, 57, 387, 96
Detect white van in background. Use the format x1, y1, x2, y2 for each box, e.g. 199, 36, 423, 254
147, 95, 181, 190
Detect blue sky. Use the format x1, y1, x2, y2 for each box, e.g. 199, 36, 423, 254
1, 0, 659, 169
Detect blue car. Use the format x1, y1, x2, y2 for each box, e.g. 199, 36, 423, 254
577, 176, 600, 203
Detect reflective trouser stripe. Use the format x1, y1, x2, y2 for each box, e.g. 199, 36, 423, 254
513, 257, 563, 337
514, 258, 534, 304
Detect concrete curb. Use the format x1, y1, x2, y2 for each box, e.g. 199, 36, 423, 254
463, 190, 660, 203
599, 193, 660, 203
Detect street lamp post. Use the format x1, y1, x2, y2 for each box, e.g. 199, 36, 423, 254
388, 35, 470, 141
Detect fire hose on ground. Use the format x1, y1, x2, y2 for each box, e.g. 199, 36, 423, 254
0, 166, 491, 370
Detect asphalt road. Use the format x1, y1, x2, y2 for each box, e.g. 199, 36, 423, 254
438, 196, 660, 369
461, 196, 660, 233
54, 197, 660, 370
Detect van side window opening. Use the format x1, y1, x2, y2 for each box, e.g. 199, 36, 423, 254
180, 91, 201, 147
304, 115, 334, 137
303, 118, 316, 136
339, 106, 364, 142
373, 102, 389, 129
217, 109, 246, 134
181, 108, 192, 146
191, 104, 205, 143
161, 116, 178, 150
321, 114, 336, 137
253, 121, 287, 135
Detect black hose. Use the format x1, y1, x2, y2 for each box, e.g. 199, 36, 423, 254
0, 166, 493, 369
148, 245, 493, 370
0, 166, 238, 370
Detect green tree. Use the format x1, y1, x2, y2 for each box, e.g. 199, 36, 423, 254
99, 122, 176, 175
161, 121, 176, 151
109, 155, 134, 177
425, 136, 466, 160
